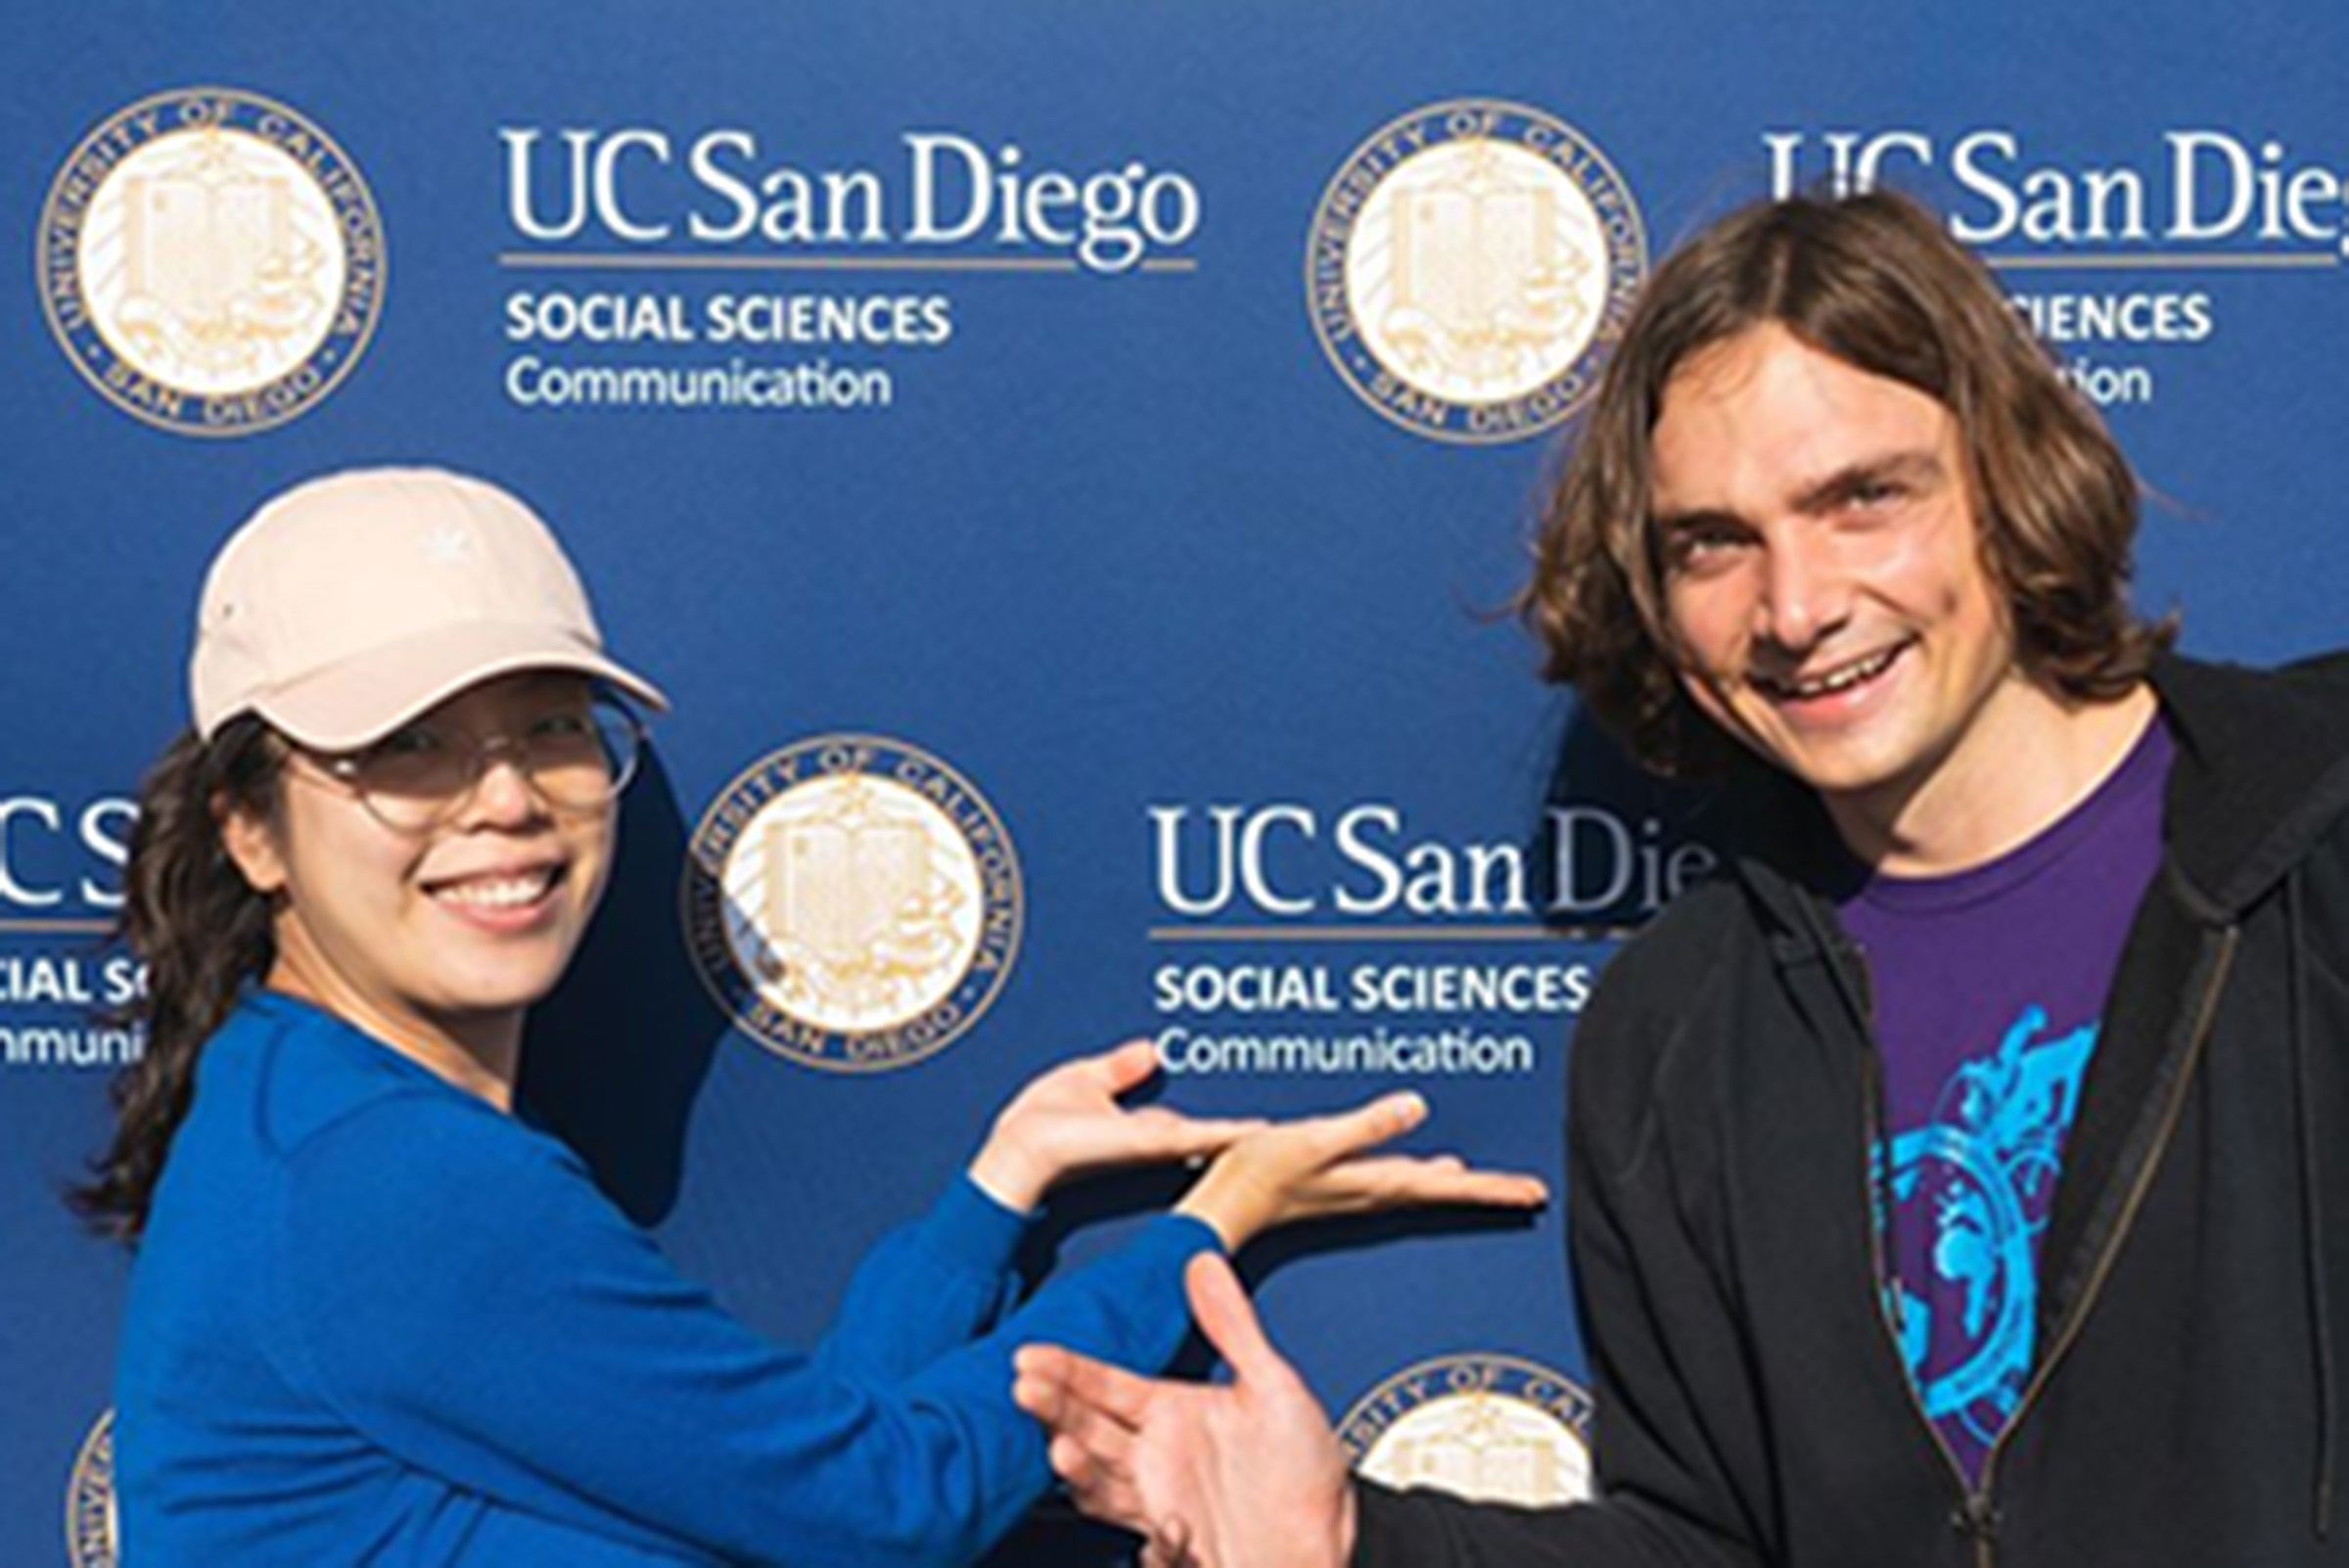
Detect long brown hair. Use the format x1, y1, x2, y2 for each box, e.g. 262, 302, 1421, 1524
1523, 188, 2170, 776
71, 718, 284, 1240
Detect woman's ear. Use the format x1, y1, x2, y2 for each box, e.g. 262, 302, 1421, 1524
216, 796, 288, 896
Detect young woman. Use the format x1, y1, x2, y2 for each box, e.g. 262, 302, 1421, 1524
77, 467, 1543, 1566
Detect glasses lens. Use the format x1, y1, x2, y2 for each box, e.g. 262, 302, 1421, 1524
349, 730, 471, 831
527, 699, 642, 808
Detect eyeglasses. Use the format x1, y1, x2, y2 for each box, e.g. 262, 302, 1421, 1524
311, 696, 646, 833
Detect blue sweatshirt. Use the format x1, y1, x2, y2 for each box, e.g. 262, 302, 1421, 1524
115, 992, 1215, 1565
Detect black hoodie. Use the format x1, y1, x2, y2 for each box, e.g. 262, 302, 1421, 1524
1358, 653, 2349, 1567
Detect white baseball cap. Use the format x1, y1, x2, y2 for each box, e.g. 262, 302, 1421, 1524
190, 467, 668, 749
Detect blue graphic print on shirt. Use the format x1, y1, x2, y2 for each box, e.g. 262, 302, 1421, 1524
1881, 1005, 2096, 1447
1841, 714, 2172, 1481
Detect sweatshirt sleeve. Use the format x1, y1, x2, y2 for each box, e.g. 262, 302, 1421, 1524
809, 1175, 1027, 1389
1351, 978, 1768, 1568
272, 1092, 1215, 1568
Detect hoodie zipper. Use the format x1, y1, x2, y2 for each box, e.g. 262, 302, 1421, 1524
1846, 922, 2239, 1565
1860, 924, 2245, 1558
1859, 1046, 1991, 1564
1828, 927, 1985, 1559
1968, 923, 2241, 1541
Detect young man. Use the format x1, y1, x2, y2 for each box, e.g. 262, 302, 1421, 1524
1014, 190, 2349, 1566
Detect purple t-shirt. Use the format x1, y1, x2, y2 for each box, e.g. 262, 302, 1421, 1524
1838, 715, 2171, 1484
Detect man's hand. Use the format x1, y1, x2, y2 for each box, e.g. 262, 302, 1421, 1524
967, 1040, 1265, 1213
1016, 1253, 1357, 1568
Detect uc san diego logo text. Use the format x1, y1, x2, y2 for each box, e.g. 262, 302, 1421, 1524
683, 736, 1022, 1072
1309, 99, 1645, 445
38, 86, 386, 436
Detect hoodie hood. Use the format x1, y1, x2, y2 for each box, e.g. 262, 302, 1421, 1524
2150, 652, 2349, 916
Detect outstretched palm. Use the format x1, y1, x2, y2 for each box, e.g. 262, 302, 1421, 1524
1017, 1254, 1356, 1568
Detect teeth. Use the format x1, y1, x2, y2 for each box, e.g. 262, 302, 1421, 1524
435, 870, 555, 909
1767, 646, 1899, 699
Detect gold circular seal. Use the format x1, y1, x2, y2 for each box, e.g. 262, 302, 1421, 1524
66, 1408, 116, 1568
1307, 100, 1645, 445
37, 86, 386, 437
682, 735, 1023, 1072
1338, 1353, 1593, 1505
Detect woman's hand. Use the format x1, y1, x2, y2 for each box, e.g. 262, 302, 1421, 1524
968, 1040, 1266, 1213
1174, 1091, 1547, 1252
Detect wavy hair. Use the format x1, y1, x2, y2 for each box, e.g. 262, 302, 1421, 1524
70, 719, 284, 1240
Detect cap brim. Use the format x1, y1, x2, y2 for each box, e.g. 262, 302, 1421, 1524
235, 623, 668, 751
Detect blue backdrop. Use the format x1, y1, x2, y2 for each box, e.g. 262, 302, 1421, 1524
8, 4, 2347, 1562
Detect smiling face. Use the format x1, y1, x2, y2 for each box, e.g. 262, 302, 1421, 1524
1651, 324, 2071, 864
222, 672, 614, 1093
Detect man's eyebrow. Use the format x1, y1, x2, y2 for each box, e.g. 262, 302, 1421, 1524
1650, 504, 1742, 537
1791, 449, 1947, 514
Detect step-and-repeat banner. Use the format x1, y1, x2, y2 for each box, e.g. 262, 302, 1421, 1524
7, 5, 2345, 1562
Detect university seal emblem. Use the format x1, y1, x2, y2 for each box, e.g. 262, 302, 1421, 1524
1308, 99, 1644, 444
1340, 1353, 1593, 1505
38, 86, 385, 436
684, 735, 1022, 1072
